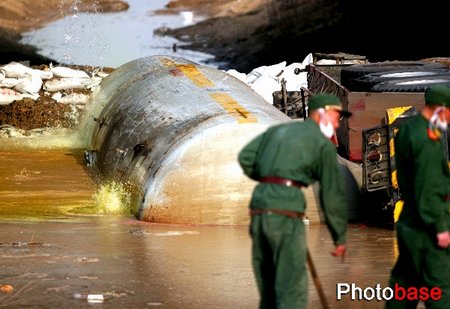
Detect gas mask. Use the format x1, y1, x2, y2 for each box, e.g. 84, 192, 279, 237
318, 108, 335, 138
430, 106, 448, 131
427, 106, 447, 141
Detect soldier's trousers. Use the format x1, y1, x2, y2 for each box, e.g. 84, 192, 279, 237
385, 222, 450, 309
250, 213, 307, 309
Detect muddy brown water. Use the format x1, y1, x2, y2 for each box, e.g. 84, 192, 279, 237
0, 150, 408, 308
0, 150, 99, 221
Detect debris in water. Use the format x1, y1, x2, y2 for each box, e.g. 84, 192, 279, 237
0, 284, 14, 293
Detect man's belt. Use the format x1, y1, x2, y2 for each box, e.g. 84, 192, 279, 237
250, 208, 305, 219
259, 176, 305, 188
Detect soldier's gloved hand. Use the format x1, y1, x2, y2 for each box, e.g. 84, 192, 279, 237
436, 231, 449, 248
331, 244, 346, 262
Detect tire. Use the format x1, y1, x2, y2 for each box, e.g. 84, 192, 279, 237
340, 61, 449, 90
371, 76, 450, 92
349, 70, 450, 92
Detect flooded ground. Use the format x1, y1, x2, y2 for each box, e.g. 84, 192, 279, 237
0, 150, 411, 308
19, 0, 217, 68
0, 216, 401, 309
0, 150, 99, 221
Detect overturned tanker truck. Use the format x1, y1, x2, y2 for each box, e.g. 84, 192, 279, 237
83, 55, 286, 225
83, 55, 363, 225
301, 53, 450, 228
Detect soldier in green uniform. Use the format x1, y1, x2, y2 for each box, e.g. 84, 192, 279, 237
238, 93, 350, 309
386, 85, 450, 309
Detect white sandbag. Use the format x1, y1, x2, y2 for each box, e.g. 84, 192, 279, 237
22, 93, 39, 100
0, 88, 39, 105
35, 67, 54, 80
49, 63, 90, 78
225, 69, 247, 83
278, 62, 308, 92
13, 72, 43, 94
0, 61, 35, 78
44, 78, 89, 92
0, 77, 23, 88
243, 61, 287, 104
91, 67, 110, 79
0, 69, 5, 81
249, 74, 281, 104
273, 53, 312, 92
83, 76, 103, 90
52, 92, 90, 104
94, 71, 109, 79
0, 88, 22, 104
245, 61, 286, 85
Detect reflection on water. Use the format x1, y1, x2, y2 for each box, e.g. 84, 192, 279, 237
0, 150, 399, 308
0, 143, 401, 308
0, 216, 399, 309
0, 150, 100, 220
20, 0, 216, 68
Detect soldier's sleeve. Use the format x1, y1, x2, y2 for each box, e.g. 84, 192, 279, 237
238, 133, 265, 181
414, 142, 449, 234
317, 143, 347, 245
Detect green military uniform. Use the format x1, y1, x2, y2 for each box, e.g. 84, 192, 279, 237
238, 116, 347, 309
386, 86, 450, 309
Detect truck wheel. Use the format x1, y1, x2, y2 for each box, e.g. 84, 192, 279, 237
349, 70, 450, 92
371, 76, 450, 92
340, 62, 449, 90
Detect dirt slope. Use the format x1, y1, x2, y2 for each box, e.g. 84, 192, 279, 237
0, 0, 448, 73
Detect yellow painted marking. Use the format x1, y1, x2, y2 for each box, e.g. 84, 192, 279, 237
389, 137, 395, 158
390, 137, 398, 189
394, 199, 404, 222
391, 170, 398, 189
160, 58, 176, 66
160, 58, 257, 123
209, 93, 258, 123
177, 64, 215, 88
386, 106, 413, 125
161, 58, 215, 88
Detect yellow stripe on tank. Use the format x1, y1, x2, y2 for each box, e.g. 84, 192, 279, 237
209, 93, 258, 123
161, 58, 215, 88
176, 64, 215, 88
161, 57, 258, 123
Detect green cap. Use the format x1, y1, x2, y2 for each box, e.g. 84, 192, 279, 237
425, 85, 450, 107
308, 93, 352, 117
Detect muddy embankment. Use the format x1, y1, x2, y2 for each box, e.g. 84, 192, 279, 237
165, 0, 450, 72
1, 0, 449, 73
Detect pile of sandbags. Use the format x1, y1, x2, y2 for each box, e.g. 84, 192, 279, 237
0, 61, 109, 106
225, 53, 312, 104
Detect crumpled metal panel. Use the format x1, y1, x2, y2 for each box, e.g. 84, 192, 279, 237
87, 55, 290, 225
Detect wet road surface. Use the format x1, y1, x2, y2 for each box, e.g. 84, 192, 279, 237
0, 150, 413, 308
0, 217, 403, 309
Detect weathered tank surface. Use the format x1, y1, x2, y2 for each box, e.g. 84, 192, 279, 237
84, 55, 291, 225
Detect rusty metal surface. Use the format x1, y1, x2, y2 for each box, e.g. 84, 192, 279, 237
85, 55, 290, 224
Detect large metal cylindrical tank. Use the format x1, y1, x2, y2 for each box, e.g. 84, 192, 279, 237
85, 55, 290, 225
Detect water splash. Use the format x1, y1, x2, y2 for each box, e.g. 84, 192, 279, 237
93, 180, 133, 215
58, 0, 109, 66
20, 0, 215, 68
